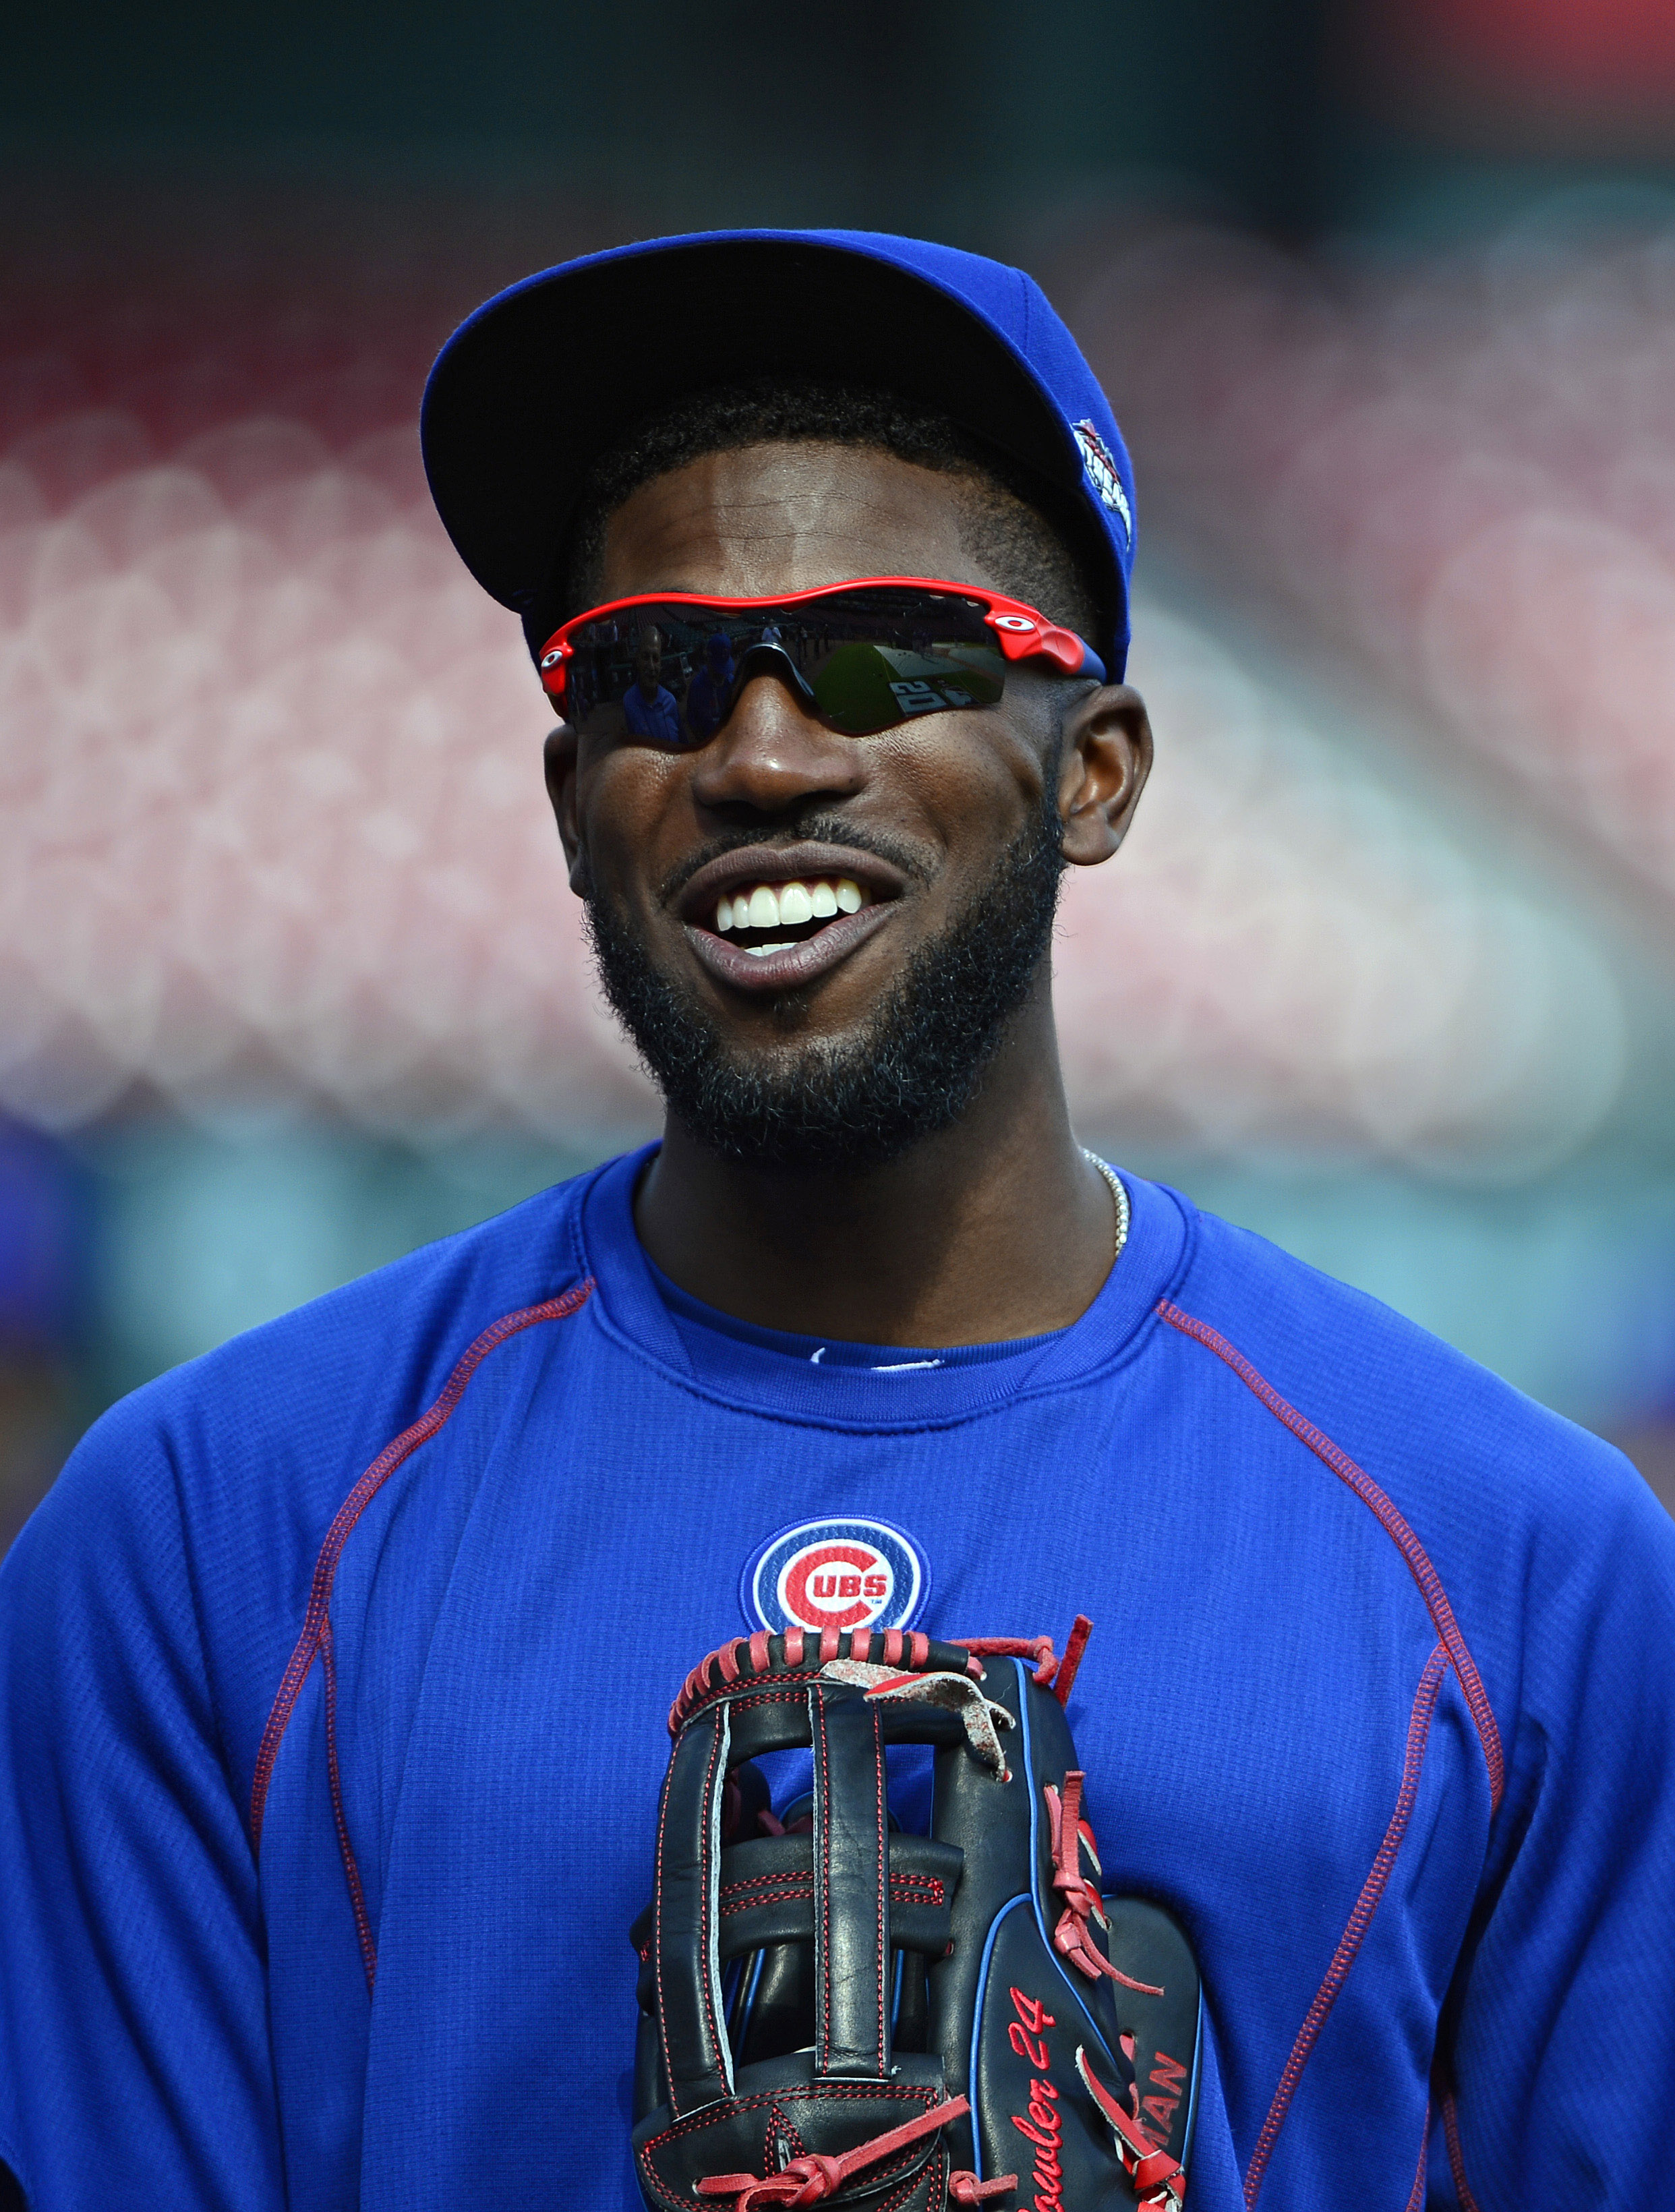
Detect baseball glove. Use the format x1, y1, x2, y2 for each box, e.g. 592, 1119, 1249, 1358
629, 1618, 1202, 2211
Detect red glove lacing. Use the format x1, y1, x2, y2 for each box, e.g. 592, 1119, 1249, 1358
948, 2170, 1017, 2203
698, 2095, 993, 2209
1045, 1773, 1163, 1996
1076, 2046, 1187, 2211
950, 1613, 1092, 1706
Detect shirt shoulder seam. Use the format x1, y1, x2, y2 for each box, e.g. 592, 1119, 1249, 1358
1156, 1296, 1505, 1809
247, 1277, 595, 1853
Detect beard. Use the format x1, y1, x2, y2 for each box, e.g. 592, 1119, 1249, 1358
584, 798, 1065, 1175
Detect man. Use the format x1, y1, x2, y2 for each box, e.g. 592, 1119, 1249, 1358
620, 622, 684, 745
683, 627, 738, 743
1, 230, 1672, 2211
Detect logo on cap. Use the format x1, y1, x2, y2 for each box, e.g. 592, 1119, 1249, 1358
1072, 420, 1132, 541
741, 1515, 929, 1636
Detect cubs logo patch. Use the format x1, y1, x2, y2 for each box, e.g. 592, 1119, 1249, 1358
740, 1515, 929, 1637
1072, 419, 1133, 541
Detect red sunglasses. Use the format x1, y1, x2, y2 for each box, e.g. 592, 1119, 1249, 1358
536, 577, 1105, 744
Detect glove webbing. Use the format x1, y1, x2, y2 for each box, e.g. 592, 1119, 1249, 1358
654, 1685, 900, 2114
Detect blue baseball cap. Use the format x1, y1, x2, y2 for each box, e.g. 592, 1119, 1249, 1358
421, 229, 1137, 678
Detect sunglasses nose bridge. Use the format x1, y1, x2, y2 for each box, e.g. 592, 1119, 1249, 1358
723, 640, 818, 722
688, 647, 867, 814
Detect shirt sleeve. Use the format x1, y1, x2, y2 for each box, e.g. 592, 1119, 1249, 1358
0, 1403, 283, 2209
1440, 1448, 1675, 2207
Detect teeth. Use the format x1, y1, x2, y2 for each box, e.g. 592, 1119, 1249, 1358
708, 876, 873, 935
746, 942, 796, 958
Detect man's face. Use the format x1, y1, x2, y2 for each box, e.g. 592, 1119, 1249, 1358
548, 442, 1144, 1169
634, 630, 663, 696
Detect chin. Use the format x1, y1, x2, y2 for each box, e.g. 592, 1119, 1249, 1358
588, 802, 1064, 1173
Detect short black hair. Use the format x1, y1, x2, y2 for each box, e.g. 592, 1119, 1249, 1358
554, 378, 1104, 642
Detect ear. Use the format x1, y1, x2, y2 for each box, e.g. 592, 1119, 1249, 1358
543, 722, 590, 897
1056, 683, 1152, 869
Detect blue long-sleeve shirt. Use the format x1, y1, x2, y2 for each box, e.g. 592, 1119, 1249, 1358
2, 1146, 1671, 2208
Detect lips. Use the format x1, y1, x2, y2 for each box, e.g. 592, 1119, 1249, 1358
676, 841, 906, 995
686, 900, 895, 993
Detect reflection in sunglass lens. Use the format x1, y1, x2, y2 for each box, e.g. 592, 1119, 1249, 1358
566, 588, 1009, 743
807, 641, 1004, 734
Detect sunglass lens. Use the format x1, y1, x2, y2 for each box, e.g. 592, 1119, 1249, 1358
807, 639, 1004, 734
564, 589, 1006, 742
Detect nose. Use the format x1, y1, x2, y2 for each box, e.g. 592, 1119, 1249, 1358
686, 668, 866, 819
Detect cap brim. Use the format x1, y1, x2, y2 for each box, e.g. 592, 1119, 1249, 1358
420, 231, 1115, 656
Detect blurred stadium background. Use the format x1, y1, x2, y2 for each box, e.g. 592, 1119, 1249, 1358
5, 0, 1675, 1546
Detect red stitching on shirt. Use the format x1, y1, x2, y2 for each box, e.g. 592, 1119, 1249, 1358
1243, 1645, 1448, 2207
1441, 2091, 1483, 2212
1156, 1300, 1504, 1811
1405, 2097, 1431, 2212
318, 1618, 377, 1991
248, 1279, 594, 1854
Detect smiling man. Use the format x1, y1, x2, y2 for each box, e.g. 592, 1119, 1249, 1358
545, 397, 1143, 1337
2, 231, 1674, 2212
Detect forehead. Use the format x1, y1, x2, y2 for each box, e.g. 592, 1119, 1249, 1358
597, 441, 990, 603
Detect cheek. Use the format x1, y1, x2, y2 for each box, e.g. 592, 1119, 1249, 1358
871, 716, 1045, 838
577, 747, 690, 892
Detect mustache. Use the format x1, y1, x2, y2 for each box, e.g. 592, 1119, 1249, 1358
652, 814, 937, 908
